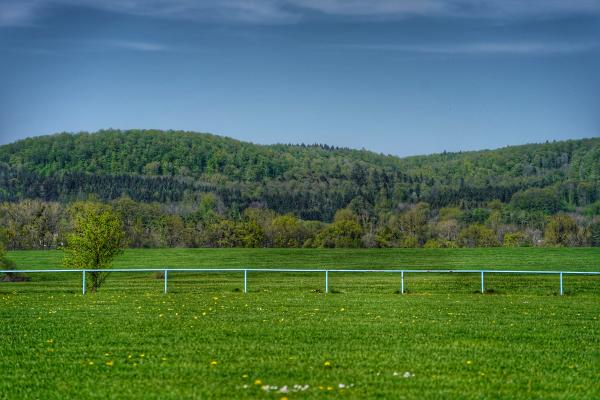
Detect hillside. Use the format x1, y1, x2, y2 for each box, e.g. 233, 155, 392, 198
0, 130, 599, 250
0, 130, 599, 220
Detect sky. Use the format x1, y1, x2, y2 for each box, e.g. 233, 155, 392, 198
0, 0, 599, 157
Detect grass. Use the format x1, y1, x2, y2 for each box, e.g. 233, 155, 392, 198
1, 248, 599, 399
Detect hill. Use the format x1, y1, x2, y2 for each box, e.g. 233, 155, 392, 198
1, 130, 599, 219
0, 130, 598, 249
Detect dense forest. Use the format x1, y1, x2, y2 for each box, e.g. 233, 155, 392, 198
0, 130, 599, 250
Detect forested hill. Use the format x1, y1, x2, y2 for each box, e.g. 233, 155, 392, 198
0, 130, 599, 221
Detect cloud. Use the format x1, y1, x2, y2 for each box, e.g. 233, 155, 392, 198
0, 1, 39, 26
340, 41, 598, 55
1, 0, 600, 26
101, 40, 167, 52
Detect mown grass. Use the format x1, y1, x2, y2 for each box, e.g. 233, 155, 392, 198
1, 248, 599, 399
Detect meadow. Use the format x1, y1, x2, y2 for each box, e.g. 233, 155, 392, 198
1, 248, 599, 399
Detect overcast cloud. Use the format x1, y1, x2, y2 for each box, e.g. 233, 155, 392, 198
2, 0, 600, 26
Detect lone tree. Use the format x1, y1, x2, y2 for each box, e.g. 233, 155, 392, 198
63, 203, 126, 292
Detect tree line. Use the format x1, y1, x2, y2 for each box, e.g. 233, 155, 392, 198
1, 197, 598, 250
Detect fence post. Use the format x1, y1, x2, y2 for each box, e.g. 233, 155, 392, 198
560, 272, 563, 296
401, 271, 404, 294
480, 271, 485, 294
164, 270, 168, 294
325, 270, 329, 294
244, 269, 248, 294
82, 271, 86, 295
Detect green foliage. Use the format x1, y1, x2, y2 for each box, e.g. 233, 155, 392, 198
423, 239, 457, 248
459, 225, 499, 247
543, 214, 578, 247
0, 131, 599, 249
585, 201, 600, 216
503, 231, 532, 247
591, 221, 600, 247
268, 215, 305, 248
1, 131, 599, 222
62, 203, 126, 292
510, 187, 564, 214
460, 208, 491, 225
314, 220, 362, 248
236, 220, 265, 248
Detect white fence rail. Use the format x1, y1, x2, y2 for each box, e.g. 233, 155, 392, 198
1, 268, 599, 295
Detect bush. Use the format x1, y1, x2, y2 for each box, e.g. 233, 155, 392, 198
314, 220, 362, 248
503, 231, 532, 247
424, 239, 457, 248
543, 214, 578, 247
459, 225, 499, 247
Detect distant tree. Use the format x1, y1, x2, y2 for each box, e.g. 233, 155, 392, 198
236, 220, 265, 248
591, 221, 600, 247
543, 214, 578, 247
424, 239, 457, 248
459, 224, 499, 247
63, 203, 126, 292
585, 201, 600, 216
400, 235, 420, 248
434, 219, 460, 242
210, 220, 240, 248
511, 187, 563, 214
314, 220, 362, 248
503, 231, 531, 247
267, 215, 305, 247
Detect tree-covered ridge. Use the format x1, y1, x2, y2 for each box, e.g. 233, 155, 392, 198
0, 130, 599, 250
2, 130, 599, 184
1, 130, 598, 219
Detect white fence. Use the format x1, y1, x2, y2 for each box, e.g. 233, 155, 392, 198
1, 268, 599, 295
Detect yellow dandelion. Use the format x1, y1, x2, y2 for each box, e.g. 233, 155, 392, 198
254, 379, 262, 385
324, 360, 332, 368
210, 360, 218, 367
106, 360, 114, 366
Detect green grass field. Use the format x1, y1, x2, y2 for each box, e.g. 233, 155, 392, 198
1, 248, 599, 399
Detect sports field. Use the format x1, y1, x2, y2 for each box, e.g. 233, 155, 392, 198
1, 248, 599, 399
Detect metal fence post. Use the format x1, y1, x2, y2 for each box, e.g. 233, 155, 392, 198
401, 271, 404, 294
481, 271, 485, 294
164, 270, 168, 294
82, 271, 86, 295
560, 272, 563, 296
244, 269, 248, 293
325, 270, 329, 293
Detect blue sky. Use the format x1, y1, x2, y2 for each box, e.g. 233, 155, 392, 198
0, 0, 599, 156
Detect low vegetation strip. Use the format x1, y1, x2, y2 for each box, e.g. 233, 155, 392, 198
7, 247, 600, 271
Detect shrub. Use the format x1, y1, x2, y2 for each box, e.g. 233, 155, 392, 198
459, 225, 499, 247
503, 231, 532, 247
